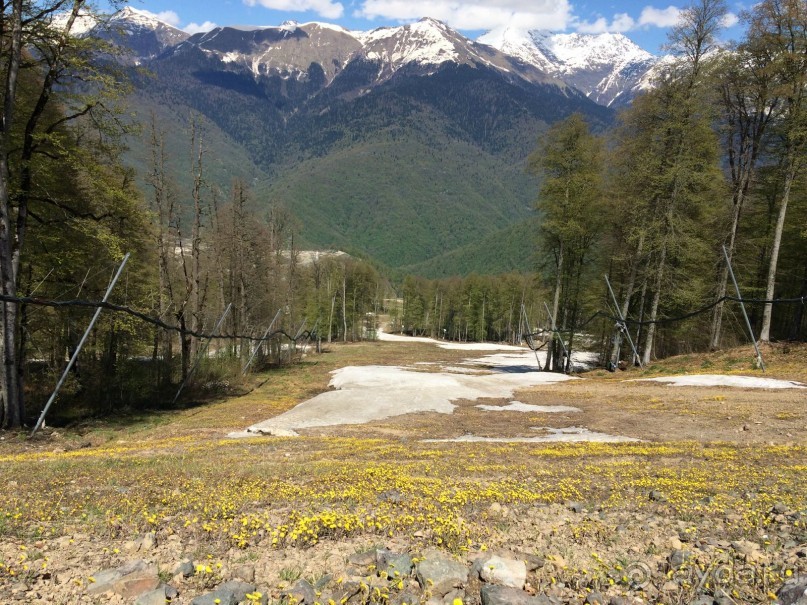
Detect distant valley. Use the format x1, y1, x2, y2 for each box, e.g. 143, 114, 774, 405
91, 8, 662, 276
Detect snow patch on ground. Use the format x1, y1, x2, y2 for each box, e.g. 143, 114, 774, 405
425, 426, 639, 443
469, 350, 598, 371
377, 330, 523, 350
229, 364, 576, 437
633, 375, 806, 389
476, 401, 581, 413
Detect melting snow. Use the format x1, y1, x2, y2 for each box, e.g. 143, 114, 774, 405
476, 401, 581, 413
633, 375, 806, 389
425, 426, 639, 443
229, 363, 575, 437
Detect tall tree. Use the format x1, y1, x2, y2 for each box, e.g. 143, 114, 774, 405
1, 0, 126, 428
754, 0, 807, 342
632, 0, 727, 364
709, 30, 779, 348
529, 113, 604, 371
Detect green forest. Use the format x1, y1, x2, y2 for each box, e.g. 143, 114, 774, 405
0, 0, 805, 430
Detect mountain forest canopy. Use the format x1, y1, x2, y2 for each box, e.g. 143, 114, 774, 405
0, 0, 805, 429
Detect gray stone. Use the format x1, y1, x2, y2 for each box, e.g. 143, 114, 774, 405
416, 551, 468, 597
566, 502, 584, 513
649, 490, 667, 502
475, 555, 527, 589
191, 580, 257, 605
87, 560, 159, 599
287, 579, 316, 604
585, 591, 606, 604
140, 532, 157, 551
480, 585, 555, 605
730, 539, 763, 561
773, 502, 789, 514
314, 574, 332, 590
377, 549, 413, 578
232, 564, 255, 583
668, 549, 693, 568
392, 591, 421, 605
134, 584, 169, 605
522, 554, 545, 571
165, 585, 179, 599
191, 592, 238, 605
778, 578, 807, 605
689, 596, 714, 605
348, 549, 376, 567
330, 580, 362, 604
174, 559, 195, 578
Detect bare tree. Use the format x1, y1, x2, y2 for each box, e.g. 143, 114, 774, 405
755, 0, 807, 341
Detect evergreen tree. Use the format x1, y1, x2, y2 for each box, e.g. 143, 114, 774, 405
528, 113, 604, 371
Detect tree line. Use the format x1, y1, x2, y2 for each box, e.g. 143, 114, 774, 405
395, 0, 806, 372
0, 0, 392, 429
531, 0, 806, 371
1, 0, 804, 429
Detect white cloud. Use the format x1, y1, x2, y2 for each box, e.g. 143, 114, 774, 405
576, 12, 635, 34
638, 5, 681, 28
574, 4, 685, 34
720, 12, 739, 28
184, 20, 219, 34
141, 9, 181, 27
243, 0, 345, 20
357, 0, 572, 31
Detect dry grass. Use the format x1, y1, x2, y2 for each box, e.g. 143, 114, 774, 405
1, 341, 806, 603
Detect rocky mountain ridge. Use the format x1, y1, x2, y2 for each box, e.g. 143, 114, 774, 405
89, 9, 660, 106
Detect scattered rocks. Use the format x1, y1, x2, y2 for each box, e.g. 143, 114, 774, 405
481, 584, 556, 605
473, 554, 526, 589
134, 584, 175, 605
140, 532, 157, 551
377, 548, 413, 578
730, 539, 764, 562
191, 580, 260, 605
778, 578, 807, 605
285, 578, 316, 604
667, 549, 693, 568
87, 559, 160, 599
232, 563, 256, 583
174, 558, 195, 578
416, 550, 468, 597
566, 502, 584, 513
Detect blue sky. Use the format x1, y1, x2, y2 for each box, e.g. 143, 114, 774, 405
117, 0, 749, 54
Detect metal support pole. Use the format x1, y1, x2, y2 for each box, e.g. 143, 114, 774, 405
722, 245, 765, 371
543, 301, 569, 373
521, 304, 542, 369
31, 254, 131, 437
299, 318, 319, 358
605, 275, 643, 369
172, 303, 232, 405
242, 308, 282, 375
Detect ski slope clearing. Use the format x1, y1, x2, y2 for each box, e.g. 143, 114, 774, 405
634, 374, 806, 389
378, 329, 523, 350
233, 363, 576, 437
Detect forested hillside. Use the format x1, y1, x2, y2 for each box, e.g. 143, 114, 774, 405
0, 0, 804, 431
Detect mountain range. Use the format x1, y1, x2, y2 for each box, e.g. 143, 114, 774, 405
83, 8, 664, 277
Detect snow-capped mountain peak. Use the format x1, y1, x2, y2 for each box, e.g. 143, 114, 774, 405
91, 7, 190, 62
358, 18, 463, 70
479, 26, 658, 106
109, 7, 167, 28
